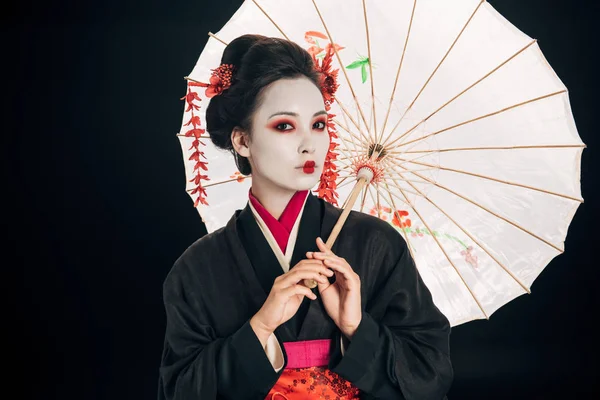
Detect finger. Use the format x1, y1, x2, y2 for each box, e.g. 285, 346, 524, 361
309, 252, 337, 261
281, 284, 317, 300
294, 260, 330, 273
316, 237, 333, 255
279, 270, 330, 287
292, 260, 326, 274
294, 259, 335, 275
323, 258, 359, 283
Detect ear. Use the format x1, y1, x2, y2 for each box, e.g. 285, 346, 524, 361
231, 127, 250, 158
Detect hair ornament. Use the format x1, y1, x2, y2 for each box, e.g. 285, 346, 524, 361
190, 63, 237, 98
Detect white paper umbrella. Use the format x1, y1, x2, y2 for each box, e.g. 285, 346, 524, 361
176, 0, 585, 327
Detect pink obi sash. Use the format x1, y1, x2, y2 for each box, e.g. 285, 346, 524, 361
266, 339, 361, 399
282, 339, 331, 369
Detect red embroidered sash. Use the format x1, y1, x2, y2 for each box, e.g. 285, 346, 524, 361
266, 339, 360, 400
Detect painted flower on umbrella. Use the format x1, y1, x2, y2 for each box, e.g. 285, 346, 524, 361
392, 210, 412, 229
180, 85, 209, 206
230, 171, 247, 183
369, 205, 392, 221
314, 44, 341, 108
307, 32, 343, 207
461, 246, 479, 269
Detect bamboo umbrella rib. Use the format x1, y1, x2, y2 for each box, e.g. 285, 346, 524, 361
339, 101, 360, 150
339, 109, 360, 153
333, 118, 368, 147
388, 159, 565, 252
374, 184, 382, 219
366, 183, 379, 218
390, 151, 438, 167
396, 157, 584, 203
360, 184, 369, 212
380, 0, 485, 147
335, 129, 358, 155
336, 176, 350, 185
381, 0, 417, 142
402, 144, 587, 154
393, 173, 531, 293
374, 183, 410, 209
338, 178, 357, 192
336, 155, 357, 163
311, 0, 371, 137
339, 148, 367, 153
380, 180, 424, 199
382, 177, 430, 185
177, 134, 211, 139
186, 176, 252, 190
362, 0, 378, 142
385, 167, 440, 174
379, 183, 418, 263
334, 148, 357, 168
334, 160, 354, 172
383, 39, 538, 150
208, 32, 229, 45
370, 183, 417, 258
385, 180, 489, 319
334, 98, 371, 145
391, 90, 567, 150
251, 0, 290, 40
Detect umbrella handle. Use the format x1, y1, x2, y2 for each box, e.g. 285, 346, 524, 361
304, 177, 369, 288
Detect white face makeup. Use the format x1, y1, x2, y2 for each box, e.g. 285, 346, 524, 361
236, 77, 330, 195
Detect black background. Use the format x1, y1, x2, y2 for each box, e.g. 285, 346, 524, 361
7, 0, 598, 399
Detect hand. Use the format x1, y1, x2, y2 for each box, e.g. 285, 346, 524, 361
307, 237, 362, 339
250, 259, 334, 346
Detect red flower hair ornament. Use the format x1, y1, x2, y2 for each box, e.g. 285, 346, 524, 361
190, 63, 236, 98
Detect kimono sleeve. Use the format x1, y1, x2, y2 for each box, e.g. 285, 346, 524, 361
157, 258, 284, 400
329, 231, 453, 400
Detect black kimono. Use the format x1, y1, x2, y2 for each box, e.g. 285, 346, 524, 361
158, 192, 453, 399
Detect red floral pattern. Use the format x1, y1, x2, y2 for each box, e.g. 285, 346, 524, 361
181, 84, 210, 207
461, 246, 479, 268
392, 210, 412, 229
369, 205, 392, 221
195, 64, 236, 98
230, 171, 247, 183
309, 33, 343, 207
266, 366, 360, 400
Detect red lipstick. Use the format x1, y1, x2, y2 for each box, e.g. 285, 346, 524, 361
302, 161, 316, 174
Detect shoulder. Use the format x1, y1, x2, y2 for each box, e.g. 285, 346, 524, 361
323, 200, 407, 255
162, 226, 229, 290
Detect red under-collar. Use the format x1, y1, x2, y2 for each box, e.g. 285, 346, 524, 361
249, 189, 309, 254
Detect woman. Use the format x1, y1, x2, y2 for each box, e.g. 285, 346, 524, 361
158, 34, 453, 400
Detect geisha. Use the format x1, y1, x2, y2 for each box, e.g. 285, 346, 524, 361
158, 34, 453, 400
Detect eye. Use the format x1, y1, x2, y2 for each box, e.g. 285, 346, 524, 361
313, 120, 327, 130
276, 122, 294, 131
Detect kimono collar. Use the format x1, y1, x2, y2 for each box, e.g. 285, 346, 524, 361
248, 189, 309, 253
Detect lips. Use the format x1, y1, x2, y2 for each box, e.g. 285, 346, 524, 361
302, 160, 316, 174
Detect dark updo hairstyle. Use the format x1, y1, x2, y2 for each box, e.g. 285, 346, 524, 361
205, 34, 322, 175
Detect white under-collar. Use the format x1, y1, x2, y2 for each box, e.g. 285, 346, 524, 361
248, 194, 310, 273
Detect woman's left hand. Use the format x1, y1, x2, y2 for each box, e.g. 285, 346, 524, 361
307, 237, 362, 339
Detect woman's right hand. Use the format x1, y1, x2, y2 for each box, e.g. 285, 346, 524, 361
250, 260, 334, 344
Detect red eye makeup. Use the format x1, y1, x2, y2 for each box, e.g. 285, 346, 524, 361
268, 119, 295, 132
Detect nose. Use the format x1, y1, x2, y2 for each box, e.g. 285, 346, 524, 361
298, 126, 316, 154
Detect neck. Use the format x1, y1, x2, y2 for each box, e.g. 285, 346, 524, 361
250, 178, 298, 220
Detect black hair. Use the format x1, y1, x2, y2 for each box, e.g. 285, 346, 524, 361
205, 34, 322, 175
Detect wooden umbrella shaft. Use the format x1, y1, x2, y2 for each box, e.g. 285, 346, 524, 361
304, 177, 369, 288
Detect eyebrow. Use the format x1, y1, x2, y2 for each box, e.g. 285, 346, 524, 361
268, 110, 328, 119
